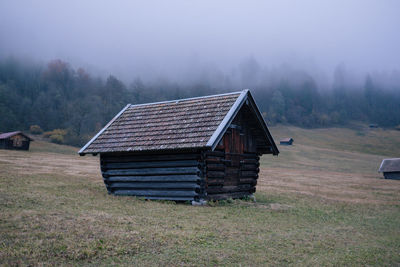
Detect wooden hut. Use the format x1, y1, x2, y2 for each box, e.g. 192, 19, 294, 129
79, 90, 279, 202
0, 131, 33, 150
379, 158, 400, 180
280, 138, 294, 145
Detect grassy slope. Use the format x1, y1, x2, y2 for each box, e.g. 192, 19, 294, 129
0, 127, 400, 266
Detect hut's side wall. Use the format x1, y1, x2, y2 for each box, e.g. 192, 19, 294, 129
384, 172, 400, 180
100, 152, 204, 201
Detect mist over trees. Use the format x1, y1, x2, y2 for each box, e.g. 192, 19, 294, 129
0, 57, 399, 147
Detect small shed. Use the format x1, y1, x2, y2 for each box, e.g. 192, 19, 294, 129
379, 158, 400, 180
0, 131, 33, 150
79, 90, 279, 202
280, 138, 294, 145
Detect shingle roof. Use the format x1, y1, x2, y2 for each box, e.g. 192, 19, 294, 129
79, 90, 279, 155
0, 131, 33, 140
379, 158, 400, 172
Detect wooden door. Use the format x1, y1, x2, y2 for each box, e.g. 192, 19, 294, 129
223, 127, 243, 187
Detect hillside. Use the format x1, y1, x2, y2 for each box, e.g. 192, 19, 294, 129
1, 58, 400, 149
1, 126, 399, 266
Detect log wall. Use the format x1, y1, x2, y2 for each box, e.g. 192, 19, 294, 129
99, 103, 267, 202
384, 172, 400, 180
204, 150, 260, 200
100, 152, 204, 201
203, 105, 263, 200
0, 138, 30, 150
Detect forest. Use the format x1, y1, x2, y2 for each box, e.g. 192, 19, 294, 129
0, 57, 399, 147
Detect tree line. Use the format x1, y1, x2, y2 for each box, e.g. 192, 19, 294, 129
0, 57, 399, 146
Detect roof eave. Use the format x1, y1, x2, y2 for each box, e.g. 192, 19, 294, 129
79, 145, 211, 155
78, 104, 131, 155
0, 131, 34, 141
246, 92, 279, 156
206, 89, 249, 151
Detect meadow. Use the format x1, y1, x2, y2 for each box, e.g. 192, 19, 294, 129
1, 125, 399, 266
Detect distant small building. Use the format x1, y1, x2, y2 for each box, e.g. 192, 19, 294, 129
280, 138, 294, 145
0, 131, 33, 151
369, 124, 379, 128
379, 158, 400, 180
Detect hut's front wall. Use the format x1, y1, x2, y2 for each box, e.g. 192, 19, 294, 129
204, 149, 259, 200
100, 152, 204, 201
0, 135, 30, 150
384, 172, 400, 180
280, 140, 293, 145
204, 111, 261, 200
0, 140, 6, 149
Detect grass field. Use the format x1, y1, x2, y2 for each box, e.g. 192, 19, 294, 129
1, 125, 399, 266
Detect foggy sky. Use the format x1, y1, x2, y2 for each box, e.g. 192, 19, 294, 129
1, 0, 399, 83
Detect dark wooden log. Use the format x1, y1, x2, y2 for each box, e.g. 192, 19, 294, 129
206, 191, 251, 200
240, 159, 259, 165
242, 153, 260, 160
240, 166, 260, 172
205, 158, 224, 164
240, 171, 259, 178
206, 164, 225, 171
206, 184, 253, 194
101, 153, 199, 163
106, 175, 201, 183
206, 171, 225, 178
138, 196, 194, 201
204, 151, 225, 157
206, 178, 224, 185
105, 167, 200, 176
109, 182, 200, 190
103, 160, 199, 169
113, 190, 198, 197
239, 178, 257, 184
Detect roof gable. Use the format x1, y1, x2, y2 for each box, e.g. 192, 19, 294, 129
379, 158, 400, 172
79, 90, 278, 155
0, 131, 33, 140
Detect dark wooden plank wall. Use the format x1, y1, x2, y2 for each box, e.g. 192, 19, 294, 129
384, 172, 400, 180
100, 152, 204, 201
204, 107, 261, 200
0, 136, 30, 150
204, 150, 259, 200
98, 105, 269, 202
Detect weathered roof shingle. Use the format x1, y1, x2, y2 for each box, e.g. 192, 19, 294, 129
79, 90, 279, 155
81, 92, 241, 154
0, 131, 33, 140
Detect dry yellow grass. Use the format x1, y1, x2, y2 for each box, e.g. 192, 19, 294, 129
0, 127, 399, 266
260, 125, 400, 205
